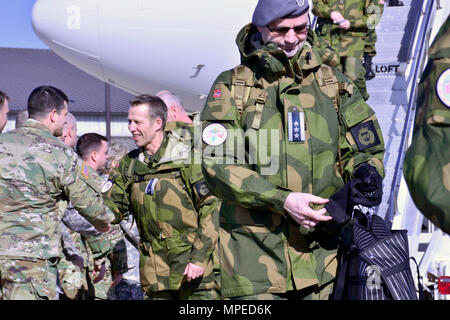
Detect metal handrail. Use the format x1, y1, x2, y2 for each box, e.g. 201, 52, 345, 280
385, 0, 436, 226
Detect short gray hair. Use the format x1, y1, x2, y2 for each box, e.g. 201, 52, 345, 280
105, 139, 129, 171
156, 90, 185, 111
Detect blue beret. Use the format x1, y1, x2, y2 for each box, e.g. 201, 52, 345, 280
252, 0, 310, 27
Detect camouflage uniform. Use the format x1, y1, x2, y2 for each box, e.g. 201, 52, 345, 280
200, 24, 385, 299
58, 219, 92, 300
403, 16, 450, 235
364, 0, 384, 58
0, 119, 113, 300
61, 172, 128, 300
115, 214, 145, 300
313, 0, 379, 100
103, 123, 221, 300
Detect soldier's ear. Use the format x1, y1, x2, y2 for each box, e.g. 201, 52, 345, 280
49, 108, 58, 123
154, 117, 163, 131
169, 106, 177, 120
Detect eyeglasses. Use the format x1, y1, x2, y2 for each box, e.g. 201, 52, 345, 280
266, 24, 310, 36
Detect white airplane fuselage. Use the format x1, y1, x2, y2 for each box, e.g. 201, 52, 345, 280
32, 0, 259, 111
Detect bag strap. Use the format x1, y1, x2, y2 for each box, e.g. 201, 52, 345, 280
316, 64, 340, 112
231, 65, 253, 117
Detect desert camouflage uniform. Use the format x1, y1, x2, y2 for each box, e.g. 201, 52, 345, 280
0, 119, 113, 300
200, 23, 385, 299
313, 0, 379, 100
404, 16, 450, 235
103, 123, 221, 300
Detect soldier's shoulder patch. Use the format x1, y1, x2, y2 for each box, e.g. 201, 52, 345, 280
350, 120, 381, 151
81, 161, 89, 179
436, 68, 450, 108
101, 180, 113, 193
202, 123, 227, 146
194, 180, 210, 200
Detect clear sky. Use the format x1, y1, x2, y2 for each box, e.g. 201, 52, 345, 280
0, 0, 48, 49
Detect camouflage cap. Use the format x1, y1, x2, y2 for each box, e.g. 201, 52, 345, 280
252, 0, 309, 27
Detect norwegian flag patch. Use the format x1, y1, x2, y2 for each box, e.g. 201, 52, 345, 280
213, 89, 222, 98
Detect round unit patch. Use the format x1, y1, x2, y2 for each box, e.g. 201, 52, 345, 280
202, 123, 227, 146
101, 180, 113, 193
436, 68, 450, 108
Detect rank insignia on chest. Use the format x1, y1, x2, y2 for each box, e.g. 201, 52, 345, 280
288, 111, 305, 142
350, 120, 381, 151
145, 178, 159, 195
81, 162, 89, 179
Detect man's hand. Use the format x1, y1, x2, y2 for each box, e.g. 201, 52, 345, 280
330, 11, 350, 30
95, 224, 111, 233
284, 192, 332, 229
339, 20, 350, 30
92, 262, 107, 283
111, 273, 123, 287
330, 11, 345, 23
183, 263, 205, 282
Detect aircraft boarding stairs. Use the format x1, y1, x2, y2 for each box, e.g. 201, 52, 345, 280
366, 0, 450, 299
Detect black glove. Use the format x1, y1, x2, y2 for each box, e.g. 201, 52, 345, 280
325, 163, 382, 224
351, 163, 383, 207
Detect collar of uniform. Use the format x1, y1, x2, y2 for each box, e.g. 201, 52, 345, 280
237, 24, 291, 79
237, 24, 322, 81
138, 148, 155, 165
164, 121, 178, 132
21, 118, 61, 142
296, 42, 321, 71
21, 118, 52, 134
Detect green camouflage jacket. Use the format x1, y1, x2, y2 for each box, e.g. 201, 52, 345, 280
313, 0, 380, 57
103, 124, 220, 293
200, 24, 385, 298
404, 16, 450, 235
0, 119, 114, 260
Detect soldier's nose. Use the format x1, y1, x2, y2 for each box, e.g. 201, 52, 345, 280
285, 29, 297, 43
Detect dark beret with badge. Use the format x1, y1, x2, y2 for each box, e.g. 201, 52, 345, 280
252, 0, 310, 27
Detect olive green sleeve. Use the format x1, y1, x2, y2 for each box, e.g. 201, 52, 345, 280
201, 74, 290, 217
189, 192, 221, 268
404, 55, 450, 235
312, 0, 333, 19
102, 164, 131, 224
85, 234, 111, 260
336, 71, 385, 181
